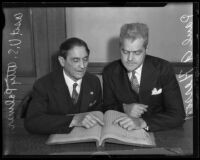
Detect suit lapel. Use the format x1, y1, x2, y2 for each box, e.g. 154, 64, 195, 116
79, 73, 92, 112
53, 69, 73, 113
113, 61, 139, 102
139, 55, 158, 103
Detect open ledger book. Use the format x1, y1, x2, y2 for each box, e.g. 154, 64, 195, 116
46, 110, 156, 147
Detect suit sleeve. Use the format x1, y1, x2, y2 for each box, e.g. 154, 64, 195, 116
142, 63, 186, 132
102, 69, 123, 113
24, 81, 74, 135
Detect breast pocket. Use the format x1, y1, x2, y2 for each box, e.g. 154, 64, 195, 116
150, 93, 163, 106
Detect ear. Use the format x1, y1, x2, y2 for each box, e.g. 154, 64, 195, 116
58, 56, 65, 67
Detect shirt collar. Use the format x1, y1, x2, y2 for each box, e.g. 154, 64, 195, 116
128, 63, 143, 76
135, 63, 143, 75
63, 69, 82, 87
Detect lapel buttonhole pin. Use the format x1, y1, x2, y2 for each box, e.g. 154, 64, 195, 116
90, 91, 94, 95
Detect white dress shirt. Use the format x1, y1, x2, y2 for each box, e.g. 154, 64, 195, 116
128, 64, 143, 85
127, 64, 149, 130
63, 70, 82, 97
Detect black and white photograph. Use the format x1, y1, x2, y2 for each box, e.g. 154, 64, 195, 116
2, 2, 198, 158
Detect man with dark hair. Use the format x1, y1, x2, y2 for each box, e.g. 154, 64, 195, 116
103, 23, 185, 132
24, 37, 103, 134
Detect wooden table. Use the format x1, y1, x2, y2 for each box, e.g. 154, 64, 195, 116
3, 118, 194, 157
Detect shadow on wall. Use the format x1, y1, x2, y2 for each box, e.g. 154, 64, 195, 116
51, 51, 62, 71
106, 36, 121, 62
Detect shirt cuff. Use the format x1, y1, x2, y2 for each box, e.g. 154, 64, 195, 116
144, 125, 149, 131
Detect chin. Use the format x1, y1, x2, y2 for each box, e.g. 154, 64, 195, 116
125, 65, 137, 72
75, 74, 84, 80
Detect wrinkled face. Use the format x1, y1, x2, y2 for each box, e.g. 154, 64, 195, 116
120, 38, 146, 72
58, 46, 89, 81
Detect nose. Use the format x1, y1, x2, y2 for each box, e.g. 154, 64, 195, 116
79, 60, 85, 69
127, 52, 133, 61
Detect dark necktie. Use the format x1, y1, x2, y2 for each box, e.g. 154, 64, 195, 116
130, 70, 140, 94
72, 83, 79, 104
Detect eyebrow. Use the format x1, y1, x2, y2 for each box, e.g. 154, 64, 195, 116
72, 56, 89, 59
122, 48, 143, 52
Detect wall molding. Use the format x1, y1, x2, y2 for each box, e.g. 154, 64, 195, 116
88, 62, 193, 75
2, 62, 193, 119
2, 62, 193, 101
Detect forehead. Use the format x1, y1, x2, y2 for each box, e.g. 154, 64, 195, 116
121, 38, 145, 50
67, 46, 88, 58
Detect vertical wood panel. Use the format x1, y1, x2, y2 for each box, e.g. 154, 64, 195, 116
32, 8, 50, 79
2, 8, 67, 120
47, 8, 66, 71
2, 8, 35, 76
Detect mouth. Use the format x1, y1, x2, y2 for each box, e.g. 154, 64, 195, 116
76, 70, 85, 73
126, 62, 137, 66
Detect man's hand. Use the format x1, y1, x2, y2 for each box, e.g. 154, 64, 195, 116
81, 113, 104, 128
123, 103, 148, 118
113, 116, 147, 130
71, 113, 104, 129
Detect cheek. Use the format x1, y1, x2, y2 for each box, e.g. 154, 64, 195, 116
64, 63, 75, 72
84, 61, 89, 68
136, 55, 145, 63
121, 54, 127, 61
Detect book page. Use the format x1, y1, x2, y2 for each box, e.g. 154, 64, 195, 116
46, 111, 103, 145
99, 110, 156, 146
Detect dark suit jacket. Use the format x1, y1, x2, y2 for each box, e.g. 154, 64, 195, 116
24, 68, 102, 134
102, 55, 185, 132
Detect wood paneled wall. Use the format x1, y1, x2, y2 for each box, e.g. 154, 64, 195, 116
2, 8, 66, 121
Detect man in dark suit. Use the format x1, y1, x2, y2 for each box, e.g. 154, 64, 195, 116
24, 37, 103, 134
103, 23, 185, 132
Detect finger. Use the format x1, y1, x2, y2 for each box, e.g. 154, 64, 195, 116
90, 114, 104, 126
141, 105, 148, 109
81, 121, 90, 129
119, 117, 131, 126
85, 124, 90, 129
85, 114, 97, 124
113, 116, 127, 125
127, 125, 135, 131
82, 118, 94, 128
133, 114, 140, 118
137, 110, 144, 116
130, 109, 142, 117
138, 113, 143, 118
142, 107, 147, 112
122, 120, 133, 129
137, 106, 147, 112
113, 116, 127, 124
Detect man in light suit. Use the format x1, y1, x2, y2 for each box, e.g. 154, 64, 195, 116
103, 23, 185, 132
24, 37, 103, 134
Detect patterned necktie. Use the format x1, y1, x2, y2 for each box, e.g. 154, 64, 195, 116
72, 83, 79, 104
130, 70, 140, 94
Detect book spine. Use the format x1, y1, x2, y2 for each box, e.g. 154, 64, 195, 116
96, 140, 100, 147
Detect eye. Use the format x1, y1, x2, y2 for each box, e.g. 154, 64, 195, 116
135, 49, 144, 55
83, 57, 89, 62
135, 51, 142, 55
73, 58, 79, 62
121, 49, 129, 54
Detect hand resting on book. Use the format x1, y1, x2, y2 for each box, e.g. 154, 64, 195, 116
47, 110, 156, 147
123, 103, 148, 118
113, 115, 147, 131
70, 112, 104, 129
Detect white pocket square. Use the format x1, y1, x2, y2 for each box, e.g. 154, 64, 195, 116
151, 88, 162, 95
